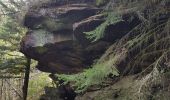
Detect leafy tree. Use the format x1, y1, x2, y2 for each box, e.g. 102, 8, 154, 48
0, 1, 46, 99
0, 2, 27, 75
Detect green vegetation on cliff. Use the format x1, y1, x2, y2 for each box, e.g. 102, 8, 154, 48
57, 0, 170, 96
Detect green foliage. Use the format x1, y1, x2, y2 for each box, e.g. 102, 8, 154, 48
28, 72, 53, 100
0, 0, 169, 97
0, 0, 30, 75
0, 16, 27, 74
56, 0, 170, 94
85, 12, 122, 42
57, 54, 119, 93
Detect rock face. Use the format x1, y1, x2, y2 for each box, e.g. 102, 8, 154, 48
75, 74, 170, 100
20, 1, 138, 74
24, 3, 100, 31
21, 2, 106, 74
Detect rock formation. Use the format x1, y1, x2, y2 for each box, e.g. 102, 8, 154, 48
20, 1, 139, 74
19, 0, 170, 100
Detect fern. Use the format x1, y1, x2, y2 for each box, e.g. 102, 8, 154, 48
57, 53, 121, 93
85, 12, 122, 42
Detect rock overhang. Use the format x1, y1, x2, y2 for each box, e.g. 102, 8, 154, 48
20, 1, 140, 74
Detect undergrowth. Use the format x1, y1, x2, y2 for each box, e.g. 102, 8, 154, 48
57, 54, 120, 93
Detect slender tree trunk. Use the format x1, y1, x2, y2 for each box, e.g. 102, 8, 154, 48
23, 58, 31, 100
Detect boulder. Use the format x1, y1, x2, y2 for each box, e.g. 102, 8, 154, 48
20, 31, 110, 74
20, 1, 140, 74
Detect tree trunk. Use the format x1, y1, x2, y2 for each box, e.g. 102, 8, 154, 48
23, 58, 31, 100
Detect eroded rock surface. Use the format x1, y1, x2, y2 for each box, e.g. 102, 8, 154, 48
20, 1, 138, 74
